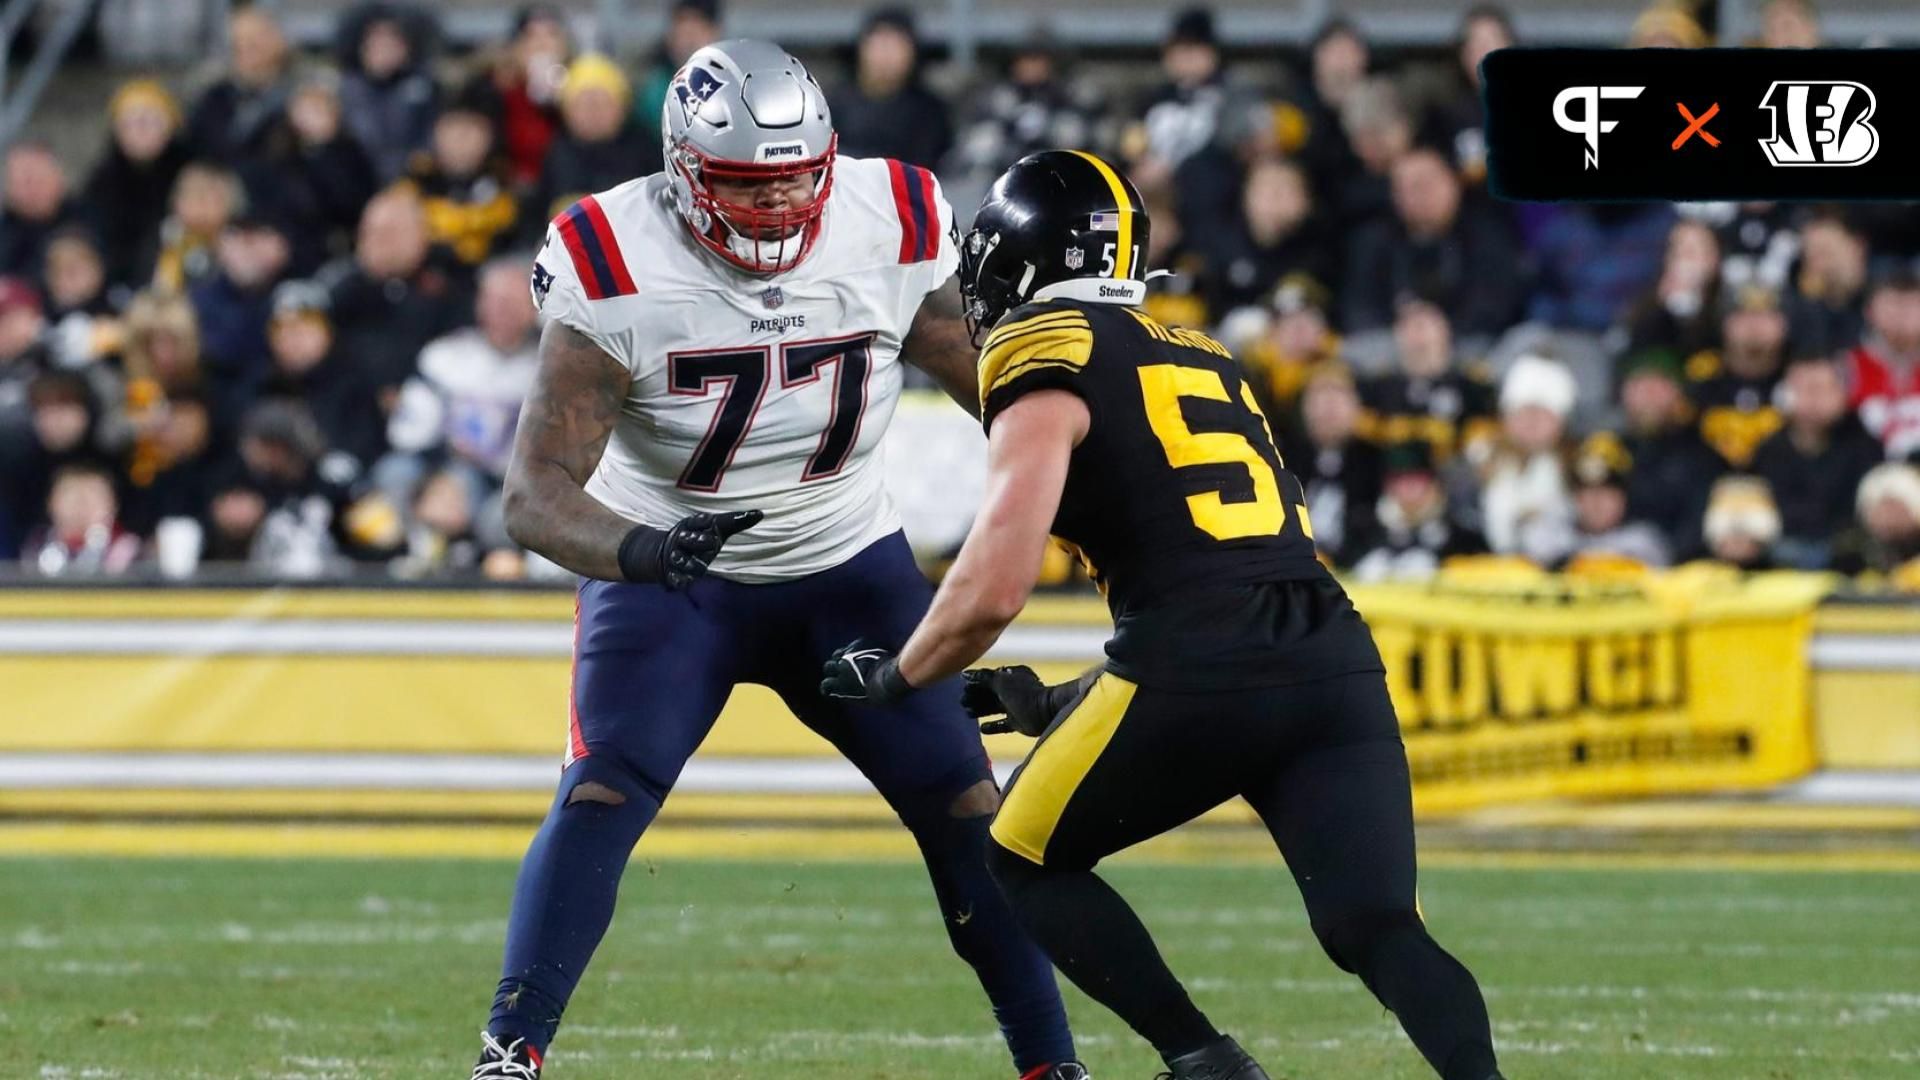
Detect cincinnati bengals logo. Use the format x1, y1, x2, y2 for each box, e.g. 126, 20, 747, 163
1758, 81, 1879, 167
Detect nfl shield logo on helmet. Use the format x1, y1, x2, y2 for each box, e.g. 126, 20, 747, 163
761, 286, 785, 309
1064, 247, 1085, 271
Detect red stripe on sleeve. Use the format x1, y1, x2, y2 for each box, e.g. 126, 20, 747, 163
911, 166, 940, 262
579, 195, 638, 297
552, 208, 607, 301
887, 159, 921, 265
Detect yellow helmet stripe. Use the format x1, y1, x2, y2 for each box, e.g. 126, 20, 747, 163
1067, 150, 1133, 281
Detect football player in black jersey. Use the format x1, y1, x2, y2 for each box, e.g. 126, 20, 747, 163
822, 150, 1503, 1080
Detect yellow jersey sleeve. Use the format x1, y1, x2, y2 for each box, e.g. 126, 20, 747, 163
976, 303, 1095, 430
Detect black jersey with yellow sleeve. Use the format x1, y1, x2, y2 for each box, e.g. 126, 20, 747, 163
978, 299, 1383, 691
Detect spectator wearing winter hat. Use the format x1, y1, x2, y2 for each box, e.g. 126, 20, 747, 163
1844, 269, 1920, 461
1233, 273, 1341, 419
1832, 463, 1920, 582
1350, 440, 1489, 582
261, 280, 385, 474
465, 4, 573, 188
1279, 363, 1383, 567
1688, 282, 1792, 468
829, 7, 953, 170
1480, 354, 1578, 566
337, 3, 442, 184
532, 54, 661, 225
1752, 354, 1884, 568
1564, 432, 1671, 568
635, 0, 724, 145
1343, 147, 1525, 341
0, 142, 84, 281
190, 210, 294, 427
83, 79, 191, 289
1616, 347, 1722, 561
400, 91, 519, 266
1701, 475, 1781, 572
185, 6, 293, 170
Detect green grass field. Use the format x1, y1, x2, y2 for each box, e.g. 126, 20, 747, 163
3, 857, 1916, 1079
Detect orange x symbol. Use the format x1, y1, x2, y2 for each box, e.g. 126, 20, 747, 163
1673, 102, 1721, 149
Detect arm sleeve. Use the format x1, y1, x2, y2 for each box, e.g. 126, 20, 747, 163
530, 222, 635, 373
977, 302, 1094, 432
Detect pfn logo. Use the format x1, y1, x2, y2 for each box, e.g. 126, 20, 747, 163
1553, 86, 1645, 170
1758, 81, 1879, 167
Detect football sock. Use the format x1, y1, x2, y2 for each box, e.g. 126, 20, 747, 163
913, 805, 1077, 1072
987, 843, 1220, 1059
489, 758, 662, 1053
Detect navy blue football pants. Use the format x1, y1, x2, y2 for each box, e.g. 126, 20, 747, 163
487, 532, 1074, 1072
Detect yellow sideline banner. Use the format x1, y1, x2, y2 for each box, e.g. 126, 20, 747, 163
1356, 573, 1829, 812
0, 576, 1837, 809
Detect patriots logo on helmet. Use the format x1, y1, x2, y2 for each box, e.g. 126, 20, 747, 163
674, 66, 727, 123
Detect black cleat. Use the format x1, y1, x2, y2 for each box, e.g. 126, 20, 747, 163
1156, 1035, 1271, 1080
1024, 1063, 1093, 1080
471, 1031, 541, 1079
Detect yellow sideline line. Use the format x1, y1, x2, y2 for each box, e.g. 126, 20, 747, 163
2, 822, 1919, 871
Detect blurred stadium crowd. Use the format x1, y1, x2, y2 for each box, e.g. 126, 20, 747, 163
0, 0, 1917, 587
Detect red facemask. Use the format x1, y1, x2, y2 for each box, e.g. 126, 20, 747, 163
672, 134, 838, 274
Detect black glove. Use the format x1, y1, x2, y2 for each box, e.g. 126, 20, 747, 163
819, 640, 915, 705
618, 509, 763, 589
963, 665, 1080, 736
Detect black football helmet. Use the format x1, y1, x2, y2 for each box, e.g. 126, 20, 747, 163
958, 149, 1153, 344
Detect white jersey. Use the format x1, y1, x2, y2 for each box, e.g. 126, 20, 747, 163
530, 156, 958, 582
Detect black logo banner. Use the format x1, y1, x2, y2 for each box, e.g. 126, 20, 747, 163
1484, 48, 1920, 201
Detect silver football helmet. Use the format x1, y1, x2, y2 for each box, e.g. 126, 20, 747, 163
662, 39, 836, 274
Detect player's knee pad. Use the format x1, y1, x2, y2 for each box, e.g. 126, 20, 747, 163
1309, 906, 1427, 977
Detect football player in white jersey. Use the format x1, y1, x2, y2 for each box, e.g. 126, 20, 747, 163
470, 40, 1084, 1080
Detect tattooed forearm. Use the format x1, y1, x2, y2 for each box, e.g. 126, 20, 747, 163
902, 301, 982, 418
501, 321, 637, 580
